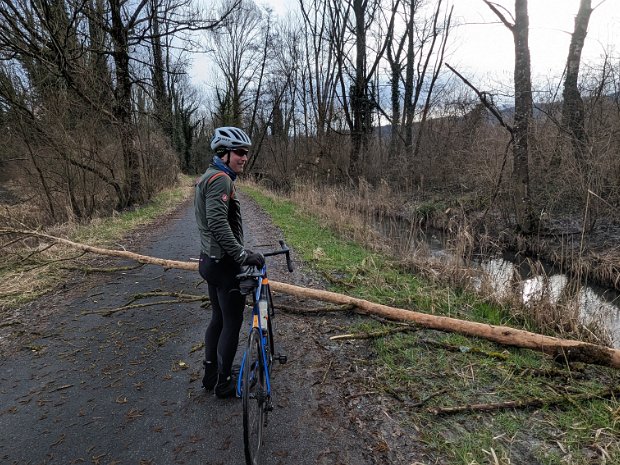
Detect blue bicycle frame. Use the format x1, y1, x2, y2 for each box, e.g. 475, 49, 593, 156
236, 241, 293, 399
236, 267, 272, 397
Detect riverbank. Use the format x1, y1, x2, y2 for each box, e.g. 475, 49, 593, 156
274, 181, 619, 343
241, 182, 620, 465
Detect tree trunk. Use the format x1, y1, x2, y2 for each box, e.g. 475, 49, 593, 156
150, 0, 172, 141
348, 0, 369, 180
402, 0, 415, 148
388, 58, 401, 157
512, 0, 534, 233
385, 1, 406, 159
110, 0, 142, 208
271, 281, 620, 369
412, 2, 453, 160
7, 228, 620, 370
562, 0, 592, 162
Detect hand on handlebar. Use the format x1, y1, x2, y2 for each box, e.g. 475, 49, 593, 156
243, 250, 265, 268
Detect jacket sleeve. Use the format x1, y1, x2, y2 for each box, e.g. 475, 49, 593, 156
204, 176, 246, 264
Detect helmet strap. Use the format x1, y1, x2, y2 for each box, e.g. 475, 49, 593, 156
215, 149, 230, 165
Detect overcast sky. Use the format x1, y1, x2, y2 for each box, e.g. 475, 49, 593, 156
190, 0, 620, 98
451, 0, 619, 83
252, 0, 620, 84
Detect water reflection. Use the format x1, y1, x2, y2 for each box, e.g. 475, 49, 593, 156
478, 257, 620, 348
373, 215, 620, 348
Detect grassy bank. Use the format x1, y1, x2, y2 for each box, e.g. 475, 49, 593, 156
0, 175, 194, 309
242, 183, 620, 465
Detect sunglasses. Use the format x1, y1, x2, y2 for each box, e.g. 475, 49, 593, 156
230, 148, 250, 157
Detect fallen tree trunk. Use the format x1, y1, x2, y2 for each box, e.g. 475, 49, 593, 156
4, 228, 620, 369
271, 281, 620, 369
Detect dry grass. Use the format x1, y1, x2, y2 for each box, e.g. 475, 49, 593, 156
256, 180, 617, 346
0, 175, 194, 311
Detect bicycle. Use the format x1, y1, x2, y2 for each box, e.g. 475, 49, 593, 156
236, 240, 293, 465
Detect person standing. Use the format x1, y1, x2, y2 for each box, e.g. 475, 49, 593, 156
194, 127, 265, 398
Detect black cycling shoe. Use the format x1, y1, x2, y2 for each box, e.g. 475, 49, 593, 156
202, 361, 218, 391
214, 374, 238, 399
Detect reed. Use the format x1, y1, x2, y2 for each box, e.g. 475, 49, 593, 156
268, 180, 616, 346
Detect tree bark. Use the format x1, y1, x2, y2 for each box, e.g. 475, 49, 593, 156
402, 0, 416, 148
562, 0, 592, 162
348, 0, 369, 180
512, 0, 534, 233
484, 0, 535, 233
5, 228, 620, 370
150, 0, 172, 142
109, 0, 144, 207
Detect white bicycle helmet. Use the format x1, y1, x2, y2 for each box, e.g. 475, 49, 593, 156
210, 126, 252, 151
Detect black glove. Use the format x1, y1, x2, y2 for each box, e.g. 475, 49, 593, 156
243, 250, 265, 268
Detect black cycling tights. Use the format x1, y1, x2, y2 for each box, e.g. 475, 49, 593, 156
199, 254, 246, 377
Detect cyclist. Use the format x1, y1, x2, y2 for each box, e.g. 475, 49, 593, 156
194, 126, 265, 398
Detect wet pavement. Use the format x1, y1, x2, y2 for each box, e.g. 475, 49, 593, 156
0, 196, 371, 465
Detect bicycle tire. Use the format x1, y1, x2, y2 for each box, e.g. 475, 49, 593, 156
243, 328, 265, 465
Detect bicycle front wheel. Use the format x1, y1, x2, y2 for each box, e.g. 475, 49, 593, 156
243, 328, 266, 465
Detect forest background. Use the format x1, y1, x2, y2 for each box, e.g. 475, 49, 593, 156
1, 0, 619, 296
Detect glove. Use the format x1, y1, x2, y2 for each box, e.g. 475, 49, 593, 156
243, 250, 265, 268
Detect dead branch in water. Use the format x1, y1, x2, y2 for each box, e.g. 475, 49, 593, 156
3, 227, 620, 370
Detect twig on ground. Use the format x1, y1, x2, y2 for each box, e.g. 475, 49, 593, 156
419, 338, 510, 360
330, 326, 417, 341
427, 386, 620, 415
345, 391, 379, 399
519, 366, 585, 380
49, 384, 74, 393
409, 388, 450, 408
125, 291, 207, 306
82, 297, 207, 317
60, 263, 144, 273
277, 303, 356, 314
0, 320, 21, 328
321, 359, 334, 385
20, 251, 89, 272
20, 242, 58, 262
321, 271, 355, 288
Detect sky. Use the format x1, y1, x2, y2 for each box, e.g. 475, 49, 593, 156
450, 0, 620, 84
249, 0, 620, 86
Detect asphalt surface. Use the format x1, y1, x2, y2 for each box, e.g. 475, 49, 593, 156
0, 195, 373, 465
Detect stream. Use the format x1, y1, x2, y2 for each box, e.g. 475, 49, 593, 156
376, 216, 620, 349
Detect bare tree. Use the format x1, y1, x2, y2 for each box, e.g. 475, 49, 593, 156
562, 0, 592, 163
484, 0, 535, 233
0, 0, 236, 221
209, 0, 264, 127
332, 0, 398, 180
384, 0, 408, 156
150, 0, 173, 141
299, 0, 342, 138
411, 1, 453, 161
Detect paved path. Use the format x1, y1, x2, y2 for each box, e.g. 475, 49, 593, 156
0, 196, 371, 465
